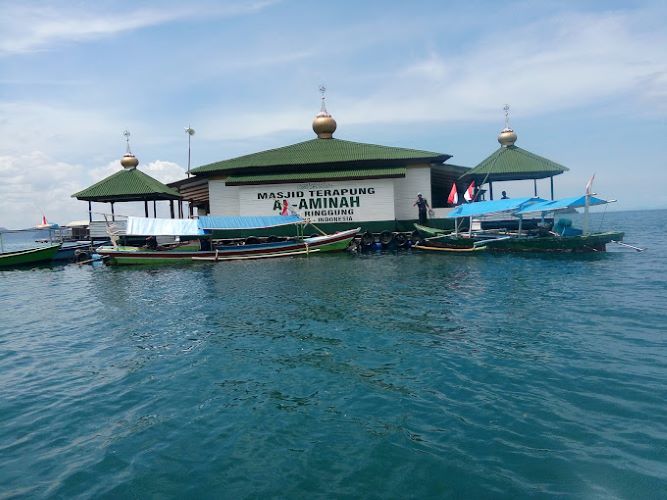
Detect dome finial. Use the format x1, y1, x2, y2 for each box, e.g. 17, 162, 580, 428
319, 85, 328, 114
497, 104, 517, 147
120, 129, 139, 169
123, 129, 132, 154
312, 84, 337, 139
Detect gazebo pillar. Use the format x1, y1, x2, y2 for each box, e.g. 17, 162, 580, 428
488, 181, 494, 200
110, 202, 115, 221
153, 200, 157, 218
88, 201, 92, 222
144, 200, 149, 217
533, 179, 538, 196
170, 200, 175, 219
550, 176, 554, 200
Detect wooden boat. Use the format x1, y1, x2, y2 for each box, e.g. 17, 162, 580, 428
413, 223, 451, 239
419, 231, 624, 253
96, 225, 360, 265
53, 241, 106, 262
0, 243, 62, 268
417, 195, 624, 254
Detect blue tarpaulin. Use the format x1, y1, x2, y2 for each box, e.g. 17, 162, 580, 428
515, 196, 610, 215
446, 197, 546, 219
198, 215, 304, 230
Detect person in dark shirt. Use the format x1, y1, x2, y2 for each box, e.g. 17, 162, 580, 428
413, 193, 431, 225
501, 191, 509, 199
145, 235, 158, 250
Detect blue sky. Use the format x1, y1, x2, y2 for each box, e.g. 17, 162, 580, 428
1, 0, 665, 228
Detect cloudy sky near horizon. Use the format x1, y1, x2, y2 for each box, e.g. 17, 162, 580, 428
1, 0, 665, 229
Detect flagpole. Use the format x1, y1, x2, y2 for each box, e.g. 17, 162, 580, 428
583, 174, 594, 235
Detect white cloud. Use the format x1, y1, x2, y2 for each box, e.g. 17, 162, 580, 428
0, 1, 280, 56
0, 101, 129, 159
0, 152, 186, 229
193, 8, 667, 141
0, 151, 87, 229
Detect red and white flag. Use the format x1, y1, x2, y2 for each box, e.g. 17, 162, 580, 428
585, 174, 595, 195
463, 181, 475, 202
41, 215, 47, 225
447, 183, 458, 205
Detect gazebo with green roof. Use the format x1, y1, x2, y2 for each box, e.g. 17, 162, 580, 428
72, 133, 182, 221
461, 107, 568, 200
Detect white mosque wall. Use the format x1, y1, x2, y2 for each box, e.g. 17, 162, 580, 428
209, 179, 240, 215
209, 166, 433, 224
394, 165, 431, 221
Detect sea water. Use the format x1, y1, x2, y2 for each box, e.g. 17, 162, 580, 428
1, 210, 666, 498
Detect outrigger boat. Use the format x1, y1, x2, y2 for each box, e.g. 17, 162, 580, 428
96, 215, 360, 265
415, 195, 624, 253
0, 243, 62, 268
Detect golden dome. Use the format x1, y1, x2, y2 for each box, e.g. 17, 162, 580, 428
498, 127, 517, 147
120, 153, 139, 169
313, 111, 337, 139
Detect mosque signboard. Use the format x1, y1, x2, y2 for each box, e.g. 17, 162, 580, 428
238, 179, 396, 223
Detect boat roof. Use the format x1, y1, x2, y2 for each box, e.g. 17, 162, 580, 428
198, 215, 304, 231
446, 197, 546, 219
124, 214, 305, 235
126, 217, 204, 236
64, 220, 90, 227
515, 195, 612, 215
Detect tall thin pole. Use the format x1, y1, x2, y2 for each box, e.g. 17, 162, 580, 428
583, 174, 594, 235
185, 126, 195, 178
584, 194, 590, 235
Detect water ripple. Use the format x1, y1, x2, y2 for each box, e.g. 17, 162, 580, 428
1, 211, 666, 497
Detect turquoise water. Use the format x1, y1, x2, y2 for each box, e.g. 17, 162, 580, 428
1, 210, 666, 498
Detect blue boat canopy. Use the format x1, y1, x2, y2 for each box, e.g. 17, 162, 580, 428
198, 215, 304, 231
515, 195, 612, 215
446, 197, 546, 219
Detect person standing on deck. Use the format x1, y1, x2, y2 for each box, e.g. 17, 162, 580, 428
414, 193, 431, 225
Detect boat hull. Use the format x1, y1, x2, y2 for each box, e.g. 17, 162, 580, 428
418, 231, 624, 253
413, 223, 450, 238
97, 228, 360, 265
53, 241, 106, 262
0, 243, 62, 267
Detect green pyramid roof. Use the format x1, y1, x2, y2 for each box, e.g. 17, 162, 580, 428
461, 145, 569, 182
72, 168, 181, 202
191, 138, 450, 175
